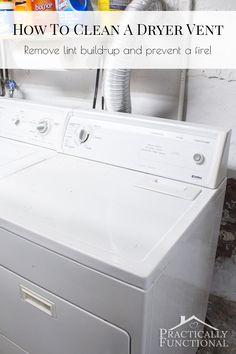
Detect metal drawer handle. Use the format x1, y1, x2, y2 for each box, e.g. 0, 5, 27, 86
20, 285, 56, 318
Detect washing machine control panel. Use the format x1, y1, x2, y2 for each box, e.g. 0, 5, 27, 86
63, 111, 230, 188
0, 102, 70, 149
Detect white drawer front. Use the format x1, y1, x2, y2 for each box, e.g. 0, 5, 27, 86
0, 266, 130, 354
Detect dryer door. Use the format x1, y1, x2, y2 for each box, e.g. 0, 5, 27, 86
0, 334, 28, 354
0, 266, 130, 354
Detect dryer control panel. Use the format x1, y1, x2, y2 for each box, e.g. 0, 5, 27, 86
0, 100, 70, 150
62, 110, 231, 189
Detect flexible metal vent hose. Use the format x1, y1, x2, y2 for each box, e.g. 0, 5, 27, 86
103, 0, 162, 113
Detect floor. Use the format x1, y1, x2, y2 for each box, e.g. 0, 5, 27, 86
197, 294, 236, 353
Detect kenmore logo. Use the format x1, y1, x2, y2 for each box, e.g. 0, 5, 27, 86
192, 175, 202, 180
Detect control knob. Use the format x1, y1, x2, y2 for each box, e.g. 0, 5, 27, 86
36, 120, 49, 134
75, 128, 89, 144
193, 153, 205, 165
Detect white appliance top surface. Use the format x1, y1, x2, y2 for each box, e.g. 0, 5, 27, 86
0, 154, 216, 288
0, 138, 55, 179
0, 138, 39, 165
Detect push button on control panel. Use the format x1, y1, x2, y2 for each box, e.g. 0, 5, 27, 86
193, 153, 205, 165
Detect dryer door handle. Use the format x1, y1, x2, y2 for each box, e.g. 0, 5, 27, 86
20, 285, 56, 318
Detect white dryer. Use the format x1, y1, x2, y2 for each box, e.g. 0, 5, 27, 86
0, 108, 231, 354
0, 99, 69, 179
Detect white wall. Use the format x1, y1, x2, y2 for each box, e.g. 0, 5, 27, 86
12, 69, 181, 119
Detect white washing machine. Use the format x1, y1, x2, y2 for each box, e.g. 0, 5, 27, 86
0, 107, 231, 354
0, 99, 69, 180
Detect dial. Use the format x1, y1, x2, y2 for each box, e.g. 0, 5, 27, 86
193, 153, 205, 165
75, 128, 89, 144
36, 120, 49, 134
